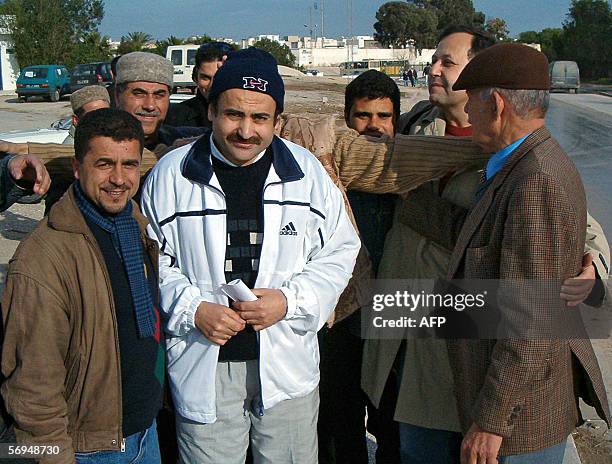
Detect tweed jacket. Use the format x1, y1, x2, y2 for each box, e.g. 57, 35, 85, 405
431, 127, 610, 455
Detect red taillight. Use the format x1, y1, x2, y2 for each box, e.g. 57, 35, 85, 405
41, 83, 48, 88
16, 83, 23, 88
96, 74, 103, 83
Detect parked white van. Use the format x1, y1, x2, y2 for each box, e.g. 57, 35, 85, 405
166, 45, 199, 94
549, 61, 580, 93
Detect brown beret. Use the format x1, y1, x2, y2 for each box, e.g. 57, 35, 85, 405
453, 43, 550, 91
70, 85, 110, 113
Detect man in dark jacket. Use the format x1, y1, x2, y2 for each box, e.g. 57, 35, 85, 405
318, 69, 401, 464
165, 42, 233, 128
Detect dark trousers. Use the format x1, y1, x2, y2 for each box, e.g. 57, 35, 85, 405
318, 312, 400, 464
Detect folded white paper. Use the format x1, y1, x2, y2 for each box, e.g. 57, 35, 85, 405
220, 279, 258, 302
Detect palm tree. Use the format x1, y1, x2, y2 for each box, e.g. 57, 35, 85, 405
154, 35, 184, 56
118, 31, 153, 54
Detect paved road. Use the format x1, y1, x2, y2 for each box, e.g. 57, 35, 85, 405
547, 93, 612, 236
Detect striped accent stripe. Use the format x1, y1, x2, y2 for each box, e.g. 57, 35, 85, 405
159, 209, 226, 227
263, 200, 326, 220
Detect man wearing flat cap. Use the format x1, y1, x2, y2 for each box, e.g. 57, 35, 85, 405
63, 85, 111, 145
406, 42, 611, 463
114, 51, 205, 157
141, 47, 360, 463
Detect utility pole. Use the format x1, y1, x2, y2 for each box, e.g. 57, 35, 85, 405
348, 0, 353, 63
320, 0, 325, 39
309, 6, 313, 50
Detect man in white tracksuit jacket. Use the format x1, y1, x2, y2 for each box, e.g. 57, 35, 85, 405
141, 48, 360, 463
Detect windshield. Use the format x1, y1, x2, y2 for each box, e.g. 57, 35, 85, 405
73, 64, 96, 75
21, 67, 48, 78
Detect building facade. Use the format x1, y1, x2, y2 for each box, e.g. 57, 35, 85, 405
0, 17, 18, 91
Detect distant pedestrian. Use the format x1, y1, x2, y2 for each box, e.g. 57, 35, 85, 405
402, 70, 410, 87
407, 69, 415, 87
423, 62, 431, 86
411, 68, 419, 86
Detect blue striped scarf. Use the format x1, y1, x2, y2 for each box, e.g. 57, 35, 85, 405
74, 183, 156, 338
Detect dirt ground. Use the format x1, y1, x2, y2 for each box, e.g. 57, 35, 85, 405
1, 76, 610, 462
283, 75, 428, 122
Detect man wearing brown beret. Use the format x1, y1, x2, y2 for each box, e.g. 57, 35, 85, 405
406, 42, 610, 463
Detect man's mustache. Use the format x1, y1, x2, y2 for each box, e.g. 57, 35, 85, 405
429, 77, 448, 88
135, 110, 161, 117
228, 133, 262, 145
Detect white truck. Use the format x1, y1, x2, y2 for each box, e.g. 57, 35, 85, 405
166, 45, 200, 94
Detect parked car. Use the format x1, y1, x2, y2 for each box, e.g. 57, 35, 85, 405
70, 62, 113, 93
549, 61, 580, 93
16, 65, 71, 102
0, 117, 71, 143
0, 95, 189, 144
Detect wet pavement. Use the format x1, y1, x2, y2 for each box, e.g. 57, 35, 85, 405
546, 93, 612, 236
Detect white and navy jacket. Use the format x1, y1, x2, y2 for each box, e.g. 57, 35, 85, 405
141, 133, 360, 423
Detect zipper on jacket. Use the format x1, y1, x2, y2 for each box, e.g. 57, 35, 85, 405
257, 332, 265, 417
82, 234, 124, 450
255, 181, 283, 417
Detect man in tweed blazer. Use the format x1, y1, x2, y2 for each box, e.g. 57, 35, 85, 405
410, 43, 610, 463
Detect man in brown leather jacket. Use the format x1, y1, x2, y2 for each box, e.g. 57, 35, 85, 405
1, 108, 164, 464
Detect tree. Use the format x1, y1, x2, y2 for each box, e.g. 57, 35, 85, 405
562, 0, 612, 78
252, 37, 296, 67
72, 31, 112, 64
518, 28, 564, 62
485, 17, 509, 41
517, 30, 540, 44
0, 0, 104, 68
154, 35, 184, 57
117, 31, 153, 54
374, 2, 437, 50
415, 0, 485, 30
184, 35, 214, 45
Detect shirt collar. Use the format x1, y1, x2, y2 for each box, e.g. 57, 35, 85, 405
486, 133, 531, 180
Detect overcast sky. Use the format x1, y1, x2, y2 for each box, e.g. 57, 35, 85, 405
99, 0, 575, 41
